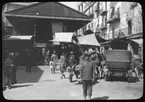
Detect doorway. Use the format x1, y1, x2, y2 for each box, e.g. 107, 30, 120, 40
36, 20, 53, 43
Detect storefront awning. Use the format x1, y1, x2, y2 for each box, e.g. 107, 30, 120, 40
77, 34, 100, 46
51, 32, 73, 43
3, 36, 33, 51
131, 39, 143, 45
4, 35, 33, 40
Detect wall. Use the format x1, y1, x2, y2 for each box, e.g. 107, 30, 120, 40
132, 3, 142, 34
51, 22, 63, 39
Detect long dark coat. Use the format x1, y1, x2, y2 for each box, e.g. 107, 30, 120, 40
80, 60, 96, 80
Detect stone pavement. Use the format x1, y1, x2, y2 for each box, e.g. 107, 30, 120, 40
3, 66, 143, 100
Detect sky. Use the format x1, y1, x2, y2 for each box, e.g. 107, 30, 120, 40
11, 2, 80, 10
60, 2, 80, 10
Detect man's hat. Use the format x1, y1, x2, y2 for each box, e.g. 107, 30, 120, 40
133, 55, 141, 60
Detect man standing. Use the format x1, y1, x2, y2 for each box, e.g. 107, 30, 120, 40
80, 53, 96, 100
3, 53, 15, 89
42, 47, 46, 65
26, 51, 32, 72
45, 50, 50, 66
11, 52, 19, 84
59, 52, 66, 79
51, 50, 58, 73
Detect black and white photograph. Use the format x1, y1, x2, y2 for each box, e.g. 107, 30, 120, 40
2, 1, 143, 100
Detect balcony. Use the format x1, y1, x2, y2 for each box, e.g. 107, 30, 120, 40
94, 4, 99, 12
95, 26, 101, 34
100, 7, 107, 15
107, 12, 120, 23
130, 2, 137, 9
100, 23, 107, 30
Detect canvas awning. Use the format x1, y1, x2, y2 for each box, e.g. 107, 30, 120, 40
131, 39, 143, 45
51, 32, 73, 43
4, 35, 33, 40
77, 34, 100, 46
3, 36, 33, 51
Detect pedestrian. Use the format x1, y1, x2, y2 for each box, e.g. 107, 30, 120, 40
42, 47, 46, 65
59, 53, 66, 79
131, 55, 142, 79
80, 53, 96, 100
51, 50, 58, 70
49, 60, 55, 74
26, 51, 32, 72
3, 52, 15, 89
45, 50, 50, 66
11, 52, 19, 84
90, 50, 101, 79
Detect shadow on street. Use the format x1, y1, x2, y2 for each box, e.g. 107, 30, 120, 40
91, 96, 109, 100
39, 79, 56, 82
16, 66, 44, 84
109, 76, 140, 83
11, 84, 33, 89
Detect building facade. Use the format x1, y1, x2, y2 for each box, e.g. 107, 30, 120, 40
2, 2, 37, 35
77, 2, 142, 40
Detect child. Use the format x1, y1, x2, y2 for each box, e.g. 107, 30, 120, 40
49, 60, 55, 74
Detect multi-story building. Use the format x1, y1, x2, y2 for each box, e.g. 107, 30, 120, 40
2, 2, 37, 35
77, 2, 142, 40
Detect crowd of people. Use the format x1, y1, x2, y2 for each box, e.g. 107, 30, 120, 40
3, 45, 143, 100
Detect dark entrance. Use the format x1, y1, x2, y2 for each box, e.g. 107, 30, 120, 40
36, 20, 53, 43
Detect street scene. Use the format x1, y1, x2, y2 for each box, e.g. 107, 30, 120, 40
3, 66, 143, 100
2, 2, 143, 100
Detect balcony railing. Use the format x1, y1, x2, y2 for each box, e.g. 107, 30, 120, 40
95, 26, 101, 33
100, 23, 107, 30
107, 11, 120, 23
100, 7, 107, 15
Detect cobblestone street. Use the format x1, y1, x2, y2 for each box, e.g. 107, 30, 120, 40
3, 66, 143, 100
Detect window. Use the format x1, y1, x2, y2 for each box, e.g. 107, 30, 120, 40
79, 4, 83, 12
78, 6, 80, 12
110, 7, 115, 18
128, 21, 132, 35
